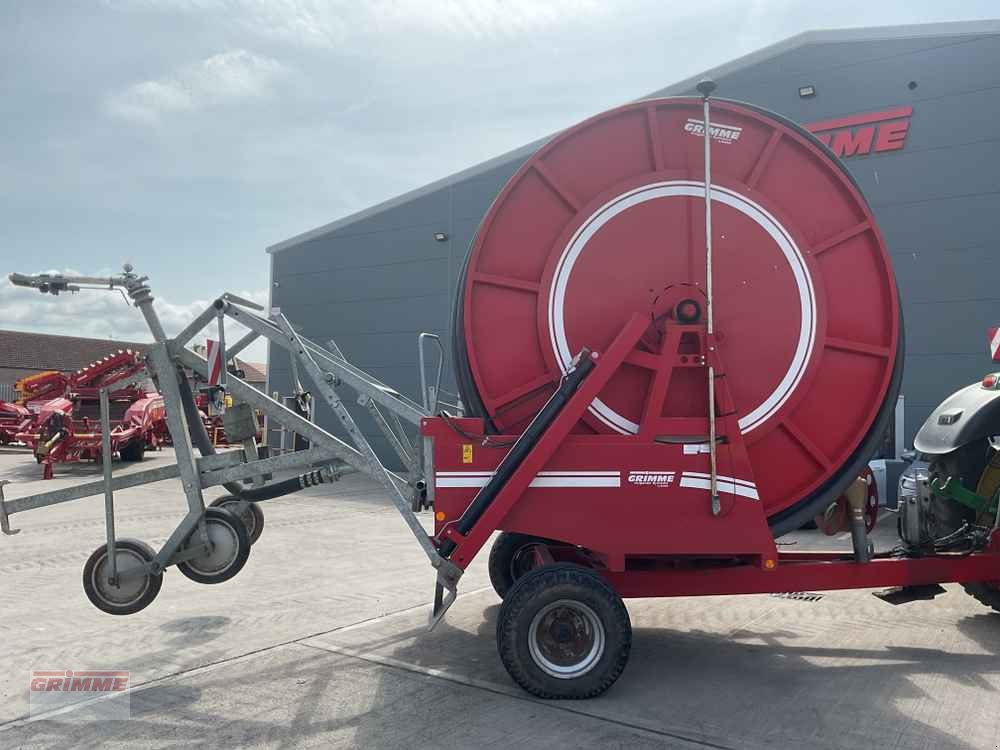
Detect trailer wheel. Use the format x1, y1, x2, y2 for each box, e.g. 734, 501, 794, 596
488, 532, 550, 598
82, 538, 162, 615
119, 439, 145, 462
209, 495, 264, 544
497, 564, 631, 699
963, 582, 1000, 612
176, 507, 250, 584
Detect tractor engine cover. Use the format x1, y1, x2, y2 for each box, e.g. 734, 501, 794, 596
453, 97, 902, 533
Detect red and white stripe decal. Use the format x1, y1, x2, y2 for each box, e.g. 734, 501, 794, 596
206, 339, 223, 385
989, 327, 1000, 362
679, 472, 759, 500
435, 471, 620, 488
435, 470, 757, 499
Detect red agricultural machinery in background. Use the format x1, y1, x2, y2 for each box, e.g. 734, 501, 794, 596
0, 401, 31, 445
14, 350, 167, 478
0, 370, 70, 444
15, 370, 71, 407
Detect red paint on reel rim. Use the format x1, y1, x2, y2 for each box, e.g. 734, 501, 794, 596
457, 97, 900, 521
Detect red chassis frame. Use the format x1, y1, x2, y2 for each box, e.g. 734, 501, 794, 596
425, 315, 1000, 597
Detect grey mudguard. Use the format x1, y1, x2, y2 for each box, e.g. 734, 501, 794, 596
914, 381, 1000, 455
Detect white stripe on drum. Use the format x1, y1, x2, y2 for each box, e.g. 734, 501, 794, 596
435, 475, 621, 489
679, 477, 760, 500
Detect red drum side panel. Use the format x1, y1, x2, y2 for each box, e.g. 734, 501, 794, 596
457, 97, 901, 521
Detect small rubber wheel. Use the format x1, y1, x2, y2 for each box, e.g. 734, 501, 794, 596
209, 495, 264, 544
496, 564, 631, 699
118, 439, 145, 462
176, 506, 251, 584
82, 538, 162, 615
488, 532, 551, 598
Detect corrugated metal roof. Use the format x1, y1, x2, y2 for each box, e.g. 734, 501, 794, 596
0, 329, 149, 374
267, 19, 1000, 255
234, 357, 266, 383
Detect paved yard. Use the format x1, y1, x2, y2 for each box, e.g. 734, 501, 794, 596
0, 448, 998, 749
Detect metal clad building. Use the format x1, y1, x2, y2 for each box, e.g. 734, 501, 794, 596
268, 20, 1000, 461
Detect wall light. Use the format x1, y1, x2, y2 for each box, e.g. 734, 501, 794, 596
434, 232, 448, 242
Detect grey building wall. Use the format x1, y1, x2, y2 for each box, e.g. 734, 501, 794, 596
268, 22, 1000, 461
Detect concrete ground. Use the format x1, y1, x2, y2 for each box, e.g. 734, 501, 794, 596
0, 447, 998, 749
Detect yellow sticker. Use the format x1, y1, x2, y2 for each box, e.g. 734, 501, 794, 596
462, 444, 473, 464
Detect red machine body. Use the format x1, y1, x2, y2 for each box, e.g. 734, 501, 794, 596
428, 97, 999, 603
15, 350, 167, 478
426, 317, 1000, 599
14, 370, 71, 410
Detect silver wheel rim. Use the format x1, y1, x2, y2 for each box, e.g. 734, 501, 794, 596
92, 548, 150, 606
186, 518, 240, 576
528, 599, 605, 679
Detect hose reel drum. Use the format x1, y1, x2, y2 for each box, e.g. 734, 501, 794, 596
453, 96, 903, 534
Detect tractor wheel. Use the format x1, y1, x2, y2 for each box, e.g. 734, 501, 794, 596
496, 564, 631, 699
209, 495, 265, 544
176, 507, 250, 584
927, 440, 1000, 610
82, 538, 162, 615
119, 439, 145, 462
488, 532, 551, 598
926, 442, 987, 539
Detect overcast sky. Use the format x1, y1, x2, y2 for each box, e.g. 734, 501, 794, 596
1, 1, 997, 361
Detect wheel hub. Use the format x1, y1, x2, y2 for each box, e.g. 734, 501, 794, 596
186, 519, 238, 575
528, 599, 605, 679
93, 550, 149, 605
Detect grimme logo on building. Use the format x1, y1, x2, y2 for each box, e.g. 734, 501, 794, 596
627, 471, 676, 487
806, 106, 912, 158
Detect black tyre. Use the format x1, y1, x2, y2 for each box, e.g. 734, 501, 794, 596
82, 538, 162, 615
488, 532, 550, 598
927, 441, 1000, 609
119, 438, 145, 462
963, 582, 1000, 612
209, 495, 264, 544
176, 506, 250, 584
496, 564, 631, 699
927, 442, 986, 539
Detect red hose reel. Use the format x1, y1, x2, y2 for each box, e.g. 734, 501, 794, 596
454, 97, 901, 530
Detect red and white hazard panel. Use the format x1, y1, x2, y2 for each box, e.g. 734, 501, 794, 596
990, 327, 1000, 362
206, 339, 224, 385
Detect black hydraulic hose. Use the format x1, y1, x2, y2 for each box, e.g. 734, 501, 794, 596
238, 468, 333, 501
438, 350, 596, 558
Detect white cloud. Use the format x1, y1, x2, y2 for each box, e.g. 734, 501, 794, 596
105, 0, 613, 47
105, 49, 288, 123
0, 271, 268, 361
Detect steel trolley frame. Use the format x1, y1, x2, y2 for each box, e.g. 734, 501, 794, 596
2, 265, 466, 618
